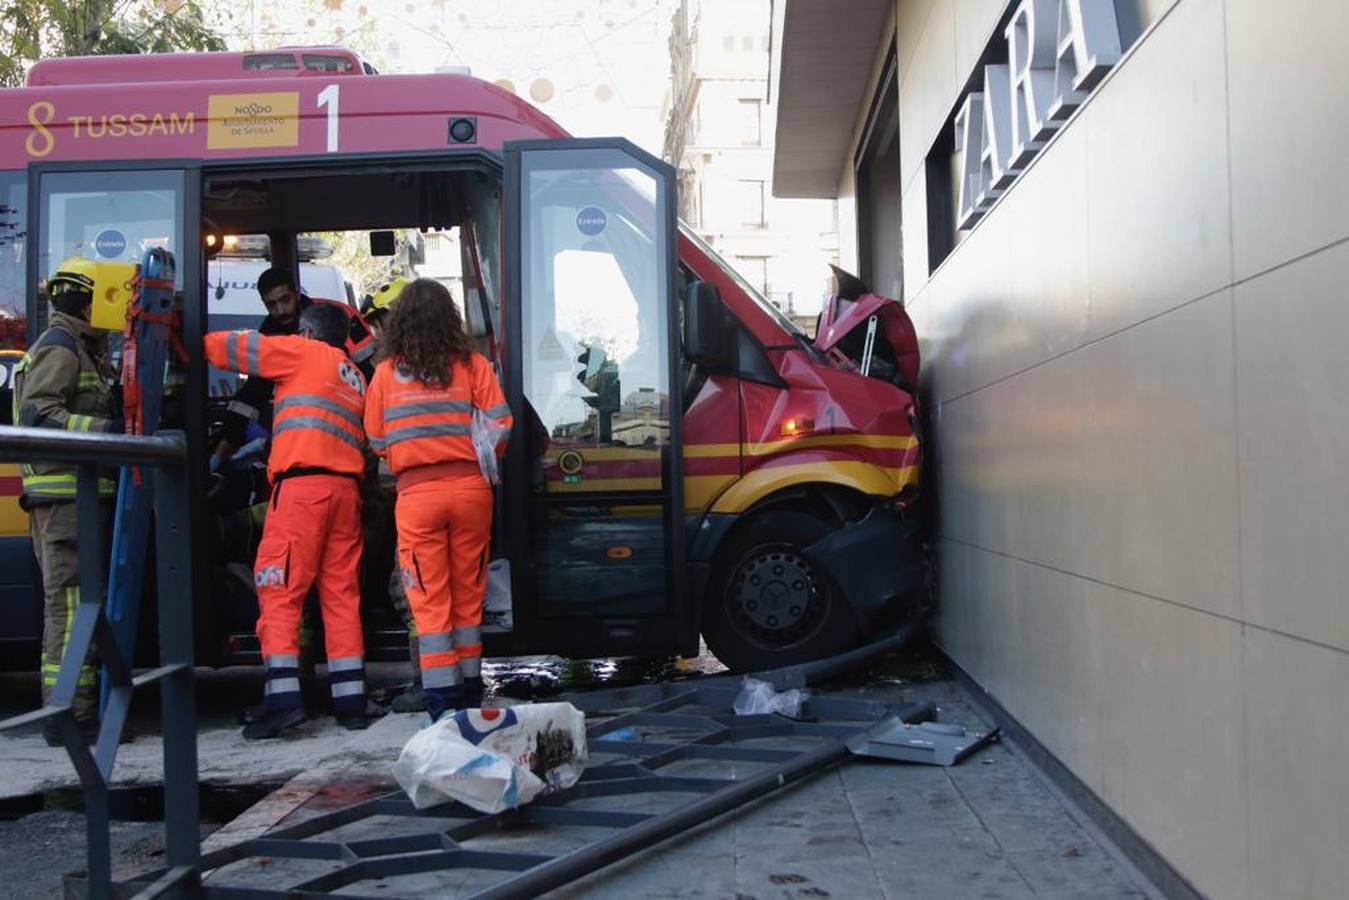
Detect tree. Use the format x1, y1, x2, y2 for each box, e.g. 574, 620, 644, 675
0, 1, 230, 88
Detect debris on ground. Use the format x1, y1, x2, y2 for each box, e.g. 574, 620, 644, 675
394, 703, 587, 813
732, 676, 808, 718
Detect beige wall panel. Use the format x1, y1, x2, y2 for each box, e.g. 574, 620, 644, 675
933, 537, 978, 677
965, 544, 1022, 702
1005, 560, 1105, 794
953, 0, 1006, 82
898, 0, 956, 189
900, 172, 929, 301
1001, 124, 1092, 378
1084, 291, 1239, 617
926, 206, 1012, 403
1236, 241, 1349, 651
1081, 0, 1231, 341
995, 348, 1096, 574
1099, 590, 1248, 900
896, 0, 938, 84
1243, 628, 1349, 900
1228, 0, 1349, 279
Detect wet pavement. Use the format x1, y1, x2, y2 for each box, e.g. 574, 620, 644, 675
0, 643, 1160, 898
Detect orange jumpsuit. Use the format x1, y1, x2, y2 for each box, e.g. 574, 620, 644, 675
364, 352, 511, 715
206, 331, 369, 715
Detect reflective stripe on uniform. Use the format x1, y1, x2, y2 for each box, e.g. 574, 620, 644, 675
244, 332, 261, 373
21, 472, 117, 498
331, 680, 365, 698
276, 394, 364, 430
265, 677, 302, 696
272, 416, 365, 452
452, 626, 481, 648
265, 653, 299, 669
419, 632, 453, 654
385, 422, 471, 445
368, 435, 386, 451
384, 400, 471, 422
328, 656, 363, 672
225, 334, 239, 371
422, 665, 462, 688
482, 402, 512, 420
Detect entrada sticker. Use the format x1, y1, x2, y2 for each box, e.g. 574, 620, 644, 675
94, 230, 126, 259
207, 92, 300, 150
576, 206, 606, 236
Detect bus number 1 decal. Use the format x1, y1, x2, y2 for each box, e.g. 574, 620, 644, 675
318, 84, 339, 153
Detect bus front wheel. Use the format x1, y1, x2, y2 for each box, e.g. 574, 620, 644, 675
703, 511, 860, 672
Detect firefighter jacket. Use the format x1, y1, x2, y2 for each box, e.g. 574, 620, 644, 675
205, 331, 367, 483
217, 299, 310, 446
12, 311, 119, 506
364, 353, 512, 477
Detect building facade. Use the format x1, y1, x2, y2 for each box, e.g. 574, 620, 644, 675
664, 0, 839, 324
774, 1, 1349, 896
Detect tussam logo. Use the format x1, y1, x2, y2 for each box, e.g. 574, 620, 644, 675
24, 101, 196, 158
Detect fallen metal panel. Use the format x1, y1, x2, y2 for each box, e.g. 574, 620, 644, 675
846, 717, 1001, 766
123, 684, 933, 899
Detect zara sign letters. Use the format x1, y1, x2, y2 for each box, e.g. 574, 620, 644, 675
954, 0, 1122, 230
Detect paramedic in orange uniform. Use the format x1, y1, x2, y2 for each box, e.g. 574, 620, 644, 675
364, 279, 512, 720
205, 304, 371, 739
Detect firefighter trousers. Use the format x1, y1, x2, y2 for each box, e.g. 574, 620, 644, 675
395, 473, 492, 717
254, 474, 366, 714
30, 501, 100, 721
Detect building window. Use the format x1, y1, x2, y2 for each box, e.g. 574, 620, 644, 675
723, 35, 735, 52
739, 99, 762, 146
737, 179, 766, 228
741, 35, 754, 52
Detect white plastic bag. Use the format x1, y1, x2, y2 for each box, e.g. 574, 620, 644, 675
483, 558, 512, 630
471, 406, 509, 485
394, 703, 588, 813
733, 677, 809, 718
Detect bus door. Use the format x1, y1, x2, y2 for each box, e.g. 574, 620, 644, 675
30, 164, 211, 660
502, 139, 687, 658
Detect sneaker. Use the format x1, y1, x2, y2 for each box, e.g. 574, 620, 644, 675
390, 686, 427, 713
241, 706, 305, 740
336, 710, 369, 731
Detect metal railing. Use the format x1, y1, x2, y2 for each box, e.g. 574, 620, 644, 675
0, 425, 199, 898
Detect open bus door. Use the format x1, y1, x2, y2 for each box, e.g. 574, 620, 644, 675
26, 162, 214, 662
502, 139, 690, 659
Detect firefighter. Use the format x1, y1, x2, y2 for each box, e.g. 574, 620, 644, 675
13, 258, 120, 745
214, 266, 309, 463
358, 277, 410, 342
364, 279, 511, 719
205, 304, 371, 739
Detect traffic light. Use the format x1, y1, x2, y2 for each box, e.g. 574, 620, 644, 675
576, 345, 620, 442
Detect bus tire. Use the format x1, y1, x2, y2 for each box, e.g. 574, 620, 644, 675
703, 511, 859, 672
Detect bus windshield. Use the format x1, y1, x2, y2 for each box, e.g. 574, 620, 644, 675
677, 220, 807, 341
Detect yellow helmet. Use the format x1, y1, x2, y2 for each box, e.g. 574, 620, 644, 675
48, 257, 98, 298
361, 277, 412, 317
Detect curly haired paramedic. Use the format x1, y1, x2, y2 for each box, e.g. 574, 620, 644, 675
364, 278, 512, 720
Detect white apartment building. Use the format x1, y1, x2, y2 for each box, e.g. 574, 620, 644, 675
663, 0, 840, 324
